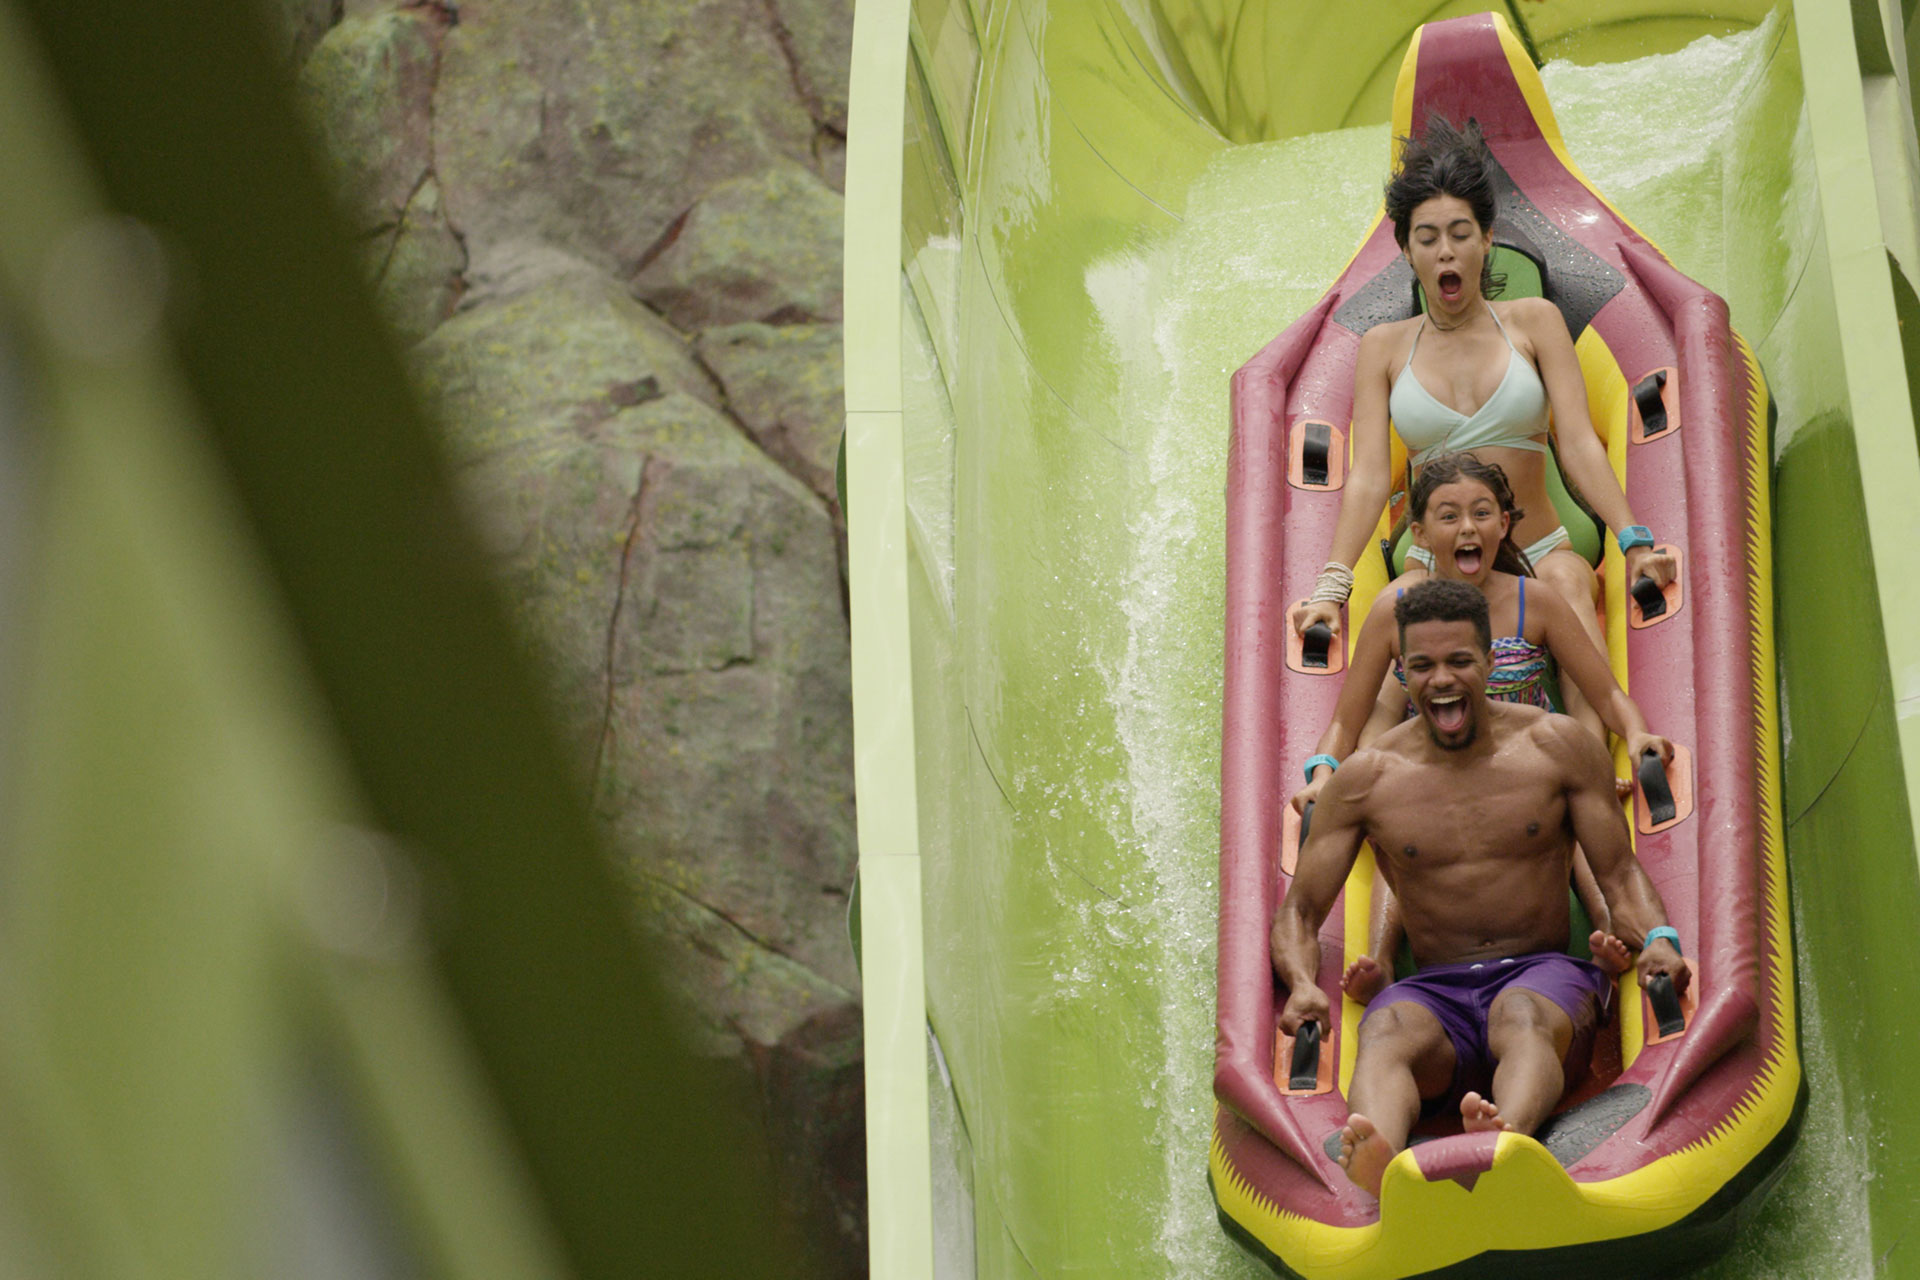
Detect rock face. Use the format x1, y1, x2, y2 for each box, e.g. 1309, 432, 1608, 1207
697, 322, 844, 506
298, 6, 467, 341
265, 0, 340, 65
371, 177, 466, 344
282, 0, 862, 1270
431, 0, 829, 283
769, 0, 853, 136
415, 275, 856, 994
298, 10, 436, 231
636, 163, 845, 329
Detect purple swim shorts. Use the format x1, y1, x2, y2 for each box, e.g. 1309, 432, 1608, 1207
1362, 951, 1614, 1108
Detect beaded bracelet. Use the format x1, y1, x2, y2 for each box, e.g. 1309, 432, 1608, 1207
1306, 561, 1353, 605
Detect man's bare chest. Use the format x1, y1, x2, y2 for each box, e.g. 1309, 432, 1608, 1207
1364, 765, 1568, 873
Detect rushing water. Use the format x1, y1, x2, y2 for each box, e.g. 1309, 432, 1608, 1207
915, 14, 1870, 1278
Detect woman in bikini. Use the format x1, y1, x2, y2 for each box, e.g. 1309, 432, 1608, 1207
1289, 117, 1677, 742
1291, 452, 1672, 999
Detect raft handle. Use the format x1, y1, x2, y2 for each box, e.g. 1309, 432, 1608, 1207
1288, 1020, 1322, 1092
1302, 422, 1332, 486
1630, 574, 1667, 621
1634, 370, 1670, 436
1638, 748, 1677, 826
1301, 623, 1334, 669
1289, 419, 1345, 490
1645, 973, 1687, 1038
1298, 800, 1314, 845
1287, 601, 1345, 674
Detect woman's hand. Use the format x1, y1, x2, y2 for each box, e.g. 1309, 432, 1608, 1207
1625, 543, 1677, 589
1290, 598, 1341, 638
1620, 733, 1674, 802
1625, 732, 1674, 770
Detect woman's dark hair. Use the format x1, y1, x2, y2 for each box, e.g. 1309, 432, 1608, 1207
1410, 451, 1533, 577
1386, 115, 1505, 299
1395, 578, 1492, 654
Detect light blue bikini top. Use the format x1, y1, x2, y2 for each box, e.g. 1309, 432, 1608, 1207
1388, 304, 1550, 468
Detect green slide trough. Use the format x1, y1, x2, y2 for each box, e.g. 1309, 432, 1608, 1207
845, 1, 1920, 1276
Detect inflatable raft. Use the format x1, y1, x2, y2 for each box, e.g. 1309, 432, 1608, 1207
1211, 14, 1803, 1278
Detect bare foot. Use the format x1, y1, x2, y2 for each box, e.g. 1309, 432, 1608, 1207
1588, 930, 1632, 975
1342, 956, 1388, 1005
1337, 1113, 1396, 1198
1614, 776, 1633, 800
1460, 1091, 1509, 1134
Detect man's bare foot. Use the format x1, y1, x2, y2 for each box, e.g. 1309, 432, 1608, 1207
1337, 1113, 1396, 1197
1614, 776, 1633, 800
1342, 956, 1388, 1005
1460, 1091, 1509, 1134
1588, 930, 1632, 975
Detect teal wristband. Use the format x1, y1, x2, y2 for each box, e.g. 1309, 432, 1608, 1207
1643, 926, 1682, 956
1617, 524, 1655, 552
1304, 754, 1340, 783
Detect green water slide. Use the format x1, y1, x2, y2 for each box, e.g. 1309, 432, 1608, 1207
848, 0, 1920, 1276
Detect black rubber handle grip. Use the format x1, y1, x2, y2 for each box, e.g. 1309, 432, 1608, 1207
1630, 574, 1667, 621
1646, 972, 1686, 1038
1298, 800, 1315, 845
1289, 1019, 1322, 1091
1638, 747, 1677, 826
1302, 422, 1332, 487
1302, 623, 1334, 669
1634, 370, 1669, 436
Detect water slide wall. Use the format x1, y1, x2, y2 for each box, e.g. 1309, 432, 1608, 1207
846, 1, 1920, 1276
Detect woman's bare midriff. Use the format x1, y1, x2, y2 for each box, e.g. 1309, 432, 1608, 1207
1446, 441, 1556, 546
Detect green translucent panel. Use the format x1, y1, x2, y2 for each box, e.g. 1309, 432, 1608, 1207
1772, 408, 1920, 1277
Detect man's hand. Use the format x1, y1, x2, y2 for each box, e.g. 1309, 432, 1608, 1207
1271, 754, 1374, 1030
1624, 544, 1677, 590
1290, 774, 1331, 815
1635, 937, 1689, 997
1279, 982, 1332, 1036
1290, 598, 1341, 639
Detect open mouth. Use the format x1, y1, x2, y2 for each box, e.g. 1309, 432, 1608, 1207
1427, 692, 1470, 736
1437, 269, 1463, 301
1451, 543, 1484, 576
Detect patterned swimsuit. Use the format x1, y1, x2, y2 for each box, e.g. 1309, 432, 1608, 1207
1396, 577, 1556, 711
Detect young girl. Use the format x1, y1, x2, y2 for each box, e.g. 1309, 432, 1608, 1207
1290, 453, 1671, 1000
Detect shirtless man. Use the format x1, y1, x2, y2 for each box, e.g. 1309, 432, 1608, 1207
1270, 578, 1689, 1197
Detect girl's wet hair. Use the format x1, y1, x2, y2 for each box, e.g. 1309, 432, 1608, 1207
1386, 115, 1506, 299
1410, 452, 1534, 577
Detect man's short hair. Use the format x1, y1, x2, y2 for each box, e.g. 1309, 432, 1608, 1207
1394, 578, 1492, 653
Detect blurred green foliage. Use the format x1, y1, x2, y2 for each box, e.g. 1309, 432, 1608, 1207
0, 2, 811, 1276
